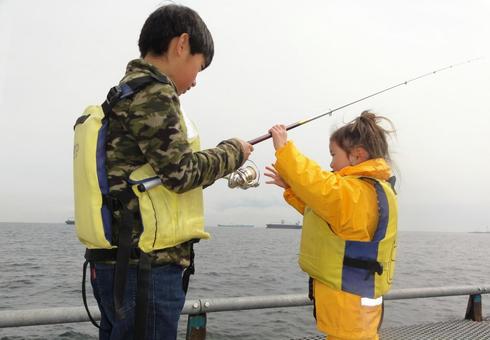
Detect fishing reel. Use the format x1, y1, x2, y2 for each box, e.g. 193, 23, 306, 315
225, 160, 260, 189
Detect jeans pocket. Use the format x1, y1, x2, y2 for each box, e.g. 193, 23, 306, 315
92, 263, 138, 315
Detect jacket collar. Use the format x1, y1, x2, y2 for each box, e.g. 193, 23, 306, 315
337, 158, 392, 181
125, 59, 177, 91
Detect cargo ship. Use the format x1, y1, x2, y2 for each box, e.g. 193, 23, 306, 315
217, 224, 254, 228
266, 221, 301, 229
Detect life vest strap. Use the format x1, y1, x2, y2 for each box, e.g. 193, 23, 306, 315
134, 251, 152, 339
84, 248, 141, 262
73, 114, 90, 130
82, 260, 100, 329
101, 75, 164, 116
113, 208, 134, 321
78, 74, 171, 336
308, 276, 317, 321
100, 194, 123, 214
182, 244, 196, 294
101, 76, 167, 326
343, 256, 383, 280
387, 176, 397, 194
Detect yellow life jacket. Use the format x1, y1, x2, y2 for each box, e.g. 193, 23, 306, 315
128, 112, 209, 253
73, 76, 209, 252
299, 177, 397, 298
74, 103, 113, 249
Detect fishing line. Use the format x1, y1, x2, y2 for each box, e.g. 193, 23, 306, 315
248, 57, 483, 145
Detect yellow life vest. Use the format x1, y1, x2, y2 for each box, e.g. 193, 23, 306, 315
129, 112, 209, 253
73, 76, 209, 252
73, 104, 113, 249
299, 177, 397, 298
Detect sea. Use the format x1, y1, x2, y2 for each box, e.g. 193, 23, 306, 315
0, 223, 489, 340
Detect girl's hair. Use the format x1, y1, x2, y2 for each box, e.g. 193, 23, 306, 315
330, 111, 395, 162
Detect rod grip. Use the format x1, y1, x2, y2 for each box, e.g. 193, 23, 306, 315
247, 121, 303, 145
248, 133, 271, 145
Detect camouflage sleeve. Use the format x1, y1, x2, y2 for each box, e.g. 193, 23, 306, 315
125, 82, 244, 193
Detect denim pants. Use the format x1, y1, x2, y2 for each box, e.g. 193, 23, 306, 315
90, 262, 185, 340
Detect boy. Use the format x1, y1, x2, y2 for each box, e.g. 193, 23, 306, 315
85, 4, 253, 340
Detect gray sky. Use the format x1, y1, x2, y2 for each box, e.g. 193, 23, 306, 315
1, 0, 489, 231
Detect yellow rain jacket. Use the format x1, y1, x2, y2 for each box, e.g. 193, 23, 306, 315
274, 141, 398, 340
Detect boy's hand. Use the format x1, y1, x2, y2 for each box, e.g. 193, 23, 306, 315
264, 165, 289, 189
237, 139, 254, 162
269, 125, 287, 150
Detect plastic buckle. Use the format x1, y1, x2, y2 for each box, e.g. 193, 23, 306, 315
106, 85, 123, 105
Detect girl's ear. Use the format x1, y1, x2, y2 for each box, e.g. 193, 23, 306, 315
350, 146, 370, 165
358, 147, 370, 162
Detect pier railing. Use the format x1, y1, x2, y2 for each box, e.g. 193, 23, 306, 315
1, 285, 488, 339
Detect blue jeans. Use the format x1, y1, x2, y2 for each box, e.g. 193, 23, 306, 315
90, 262, 185, 340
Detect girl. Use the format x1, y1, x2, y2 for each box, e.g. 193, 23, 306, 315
265, 111, 397, 340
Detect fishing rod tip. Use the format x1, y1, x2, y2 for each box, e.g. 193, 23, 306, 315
469, 56, 485, 62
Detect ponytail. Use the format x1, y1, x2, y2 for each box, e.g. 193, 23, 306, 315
330, 110, 395, 162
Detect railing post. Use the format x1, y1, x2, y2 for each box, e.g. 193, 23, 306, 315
465, 294, 482, 321
186, 313, 207, 340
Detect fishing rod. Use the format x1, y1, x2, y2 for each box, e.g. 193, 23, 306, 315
225, 57, 482, 189
247, 57, 483, 145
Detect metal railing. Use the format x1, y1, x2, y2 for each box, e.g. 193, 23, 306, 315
1, 285, 489, 338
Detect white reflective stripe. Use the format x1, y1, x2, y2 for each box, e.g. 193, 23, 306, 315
181, 109, 198, 140
361, 296, 383, 306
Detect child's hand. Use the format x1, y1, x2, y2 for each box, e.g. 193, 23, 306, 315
264, 165, 289, 189
236, 139, 254, 163
269, 125, 287, 150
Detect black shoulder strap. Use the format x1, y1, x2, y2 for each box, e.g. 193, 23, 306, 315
101, 75, 167, 116
74, 75, 167, 130
107, 75, 168, 333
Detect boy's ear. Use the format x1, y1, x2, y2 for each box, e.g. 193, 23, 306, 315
175, 33, 190, 56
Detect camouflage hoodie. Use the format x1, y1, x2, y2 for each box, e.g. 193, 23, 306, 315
106, 59, 244, 266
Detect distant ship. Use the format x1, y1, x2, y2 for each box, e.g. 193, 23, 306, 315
469, 227, 489, 233
218, 224, 254, 228
266, 221, 302, 229
65, 219, 75, 225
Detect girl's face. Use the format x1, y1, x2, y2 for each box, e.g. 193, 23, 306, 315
329, 141, 351, 171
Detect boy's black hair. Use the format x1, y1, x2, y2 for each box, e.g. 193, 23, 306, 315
138, 4, 214, 69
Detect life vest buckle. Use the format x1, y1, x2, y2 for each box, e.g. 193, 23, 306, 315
343, 256, 384, 280
106, 85, 123, 105
363, 261, 383, 280
102, 194, 123, 212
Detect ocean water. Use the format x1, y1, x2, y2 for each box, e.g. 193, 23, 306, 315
0, 223, 489, 339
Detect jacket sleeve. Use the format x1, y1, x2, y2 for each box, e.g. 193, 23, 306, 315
124, 83, 244, 193
283, 188, 306, 215
274, 141, 372, 240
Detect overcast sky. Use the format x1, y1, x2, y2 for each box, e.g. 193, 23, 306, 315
1, 0, 489, 231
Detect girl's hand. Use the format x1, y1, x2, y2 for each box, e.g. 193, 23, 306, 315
264, 165, 289, 189
269, 124, 287, 151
